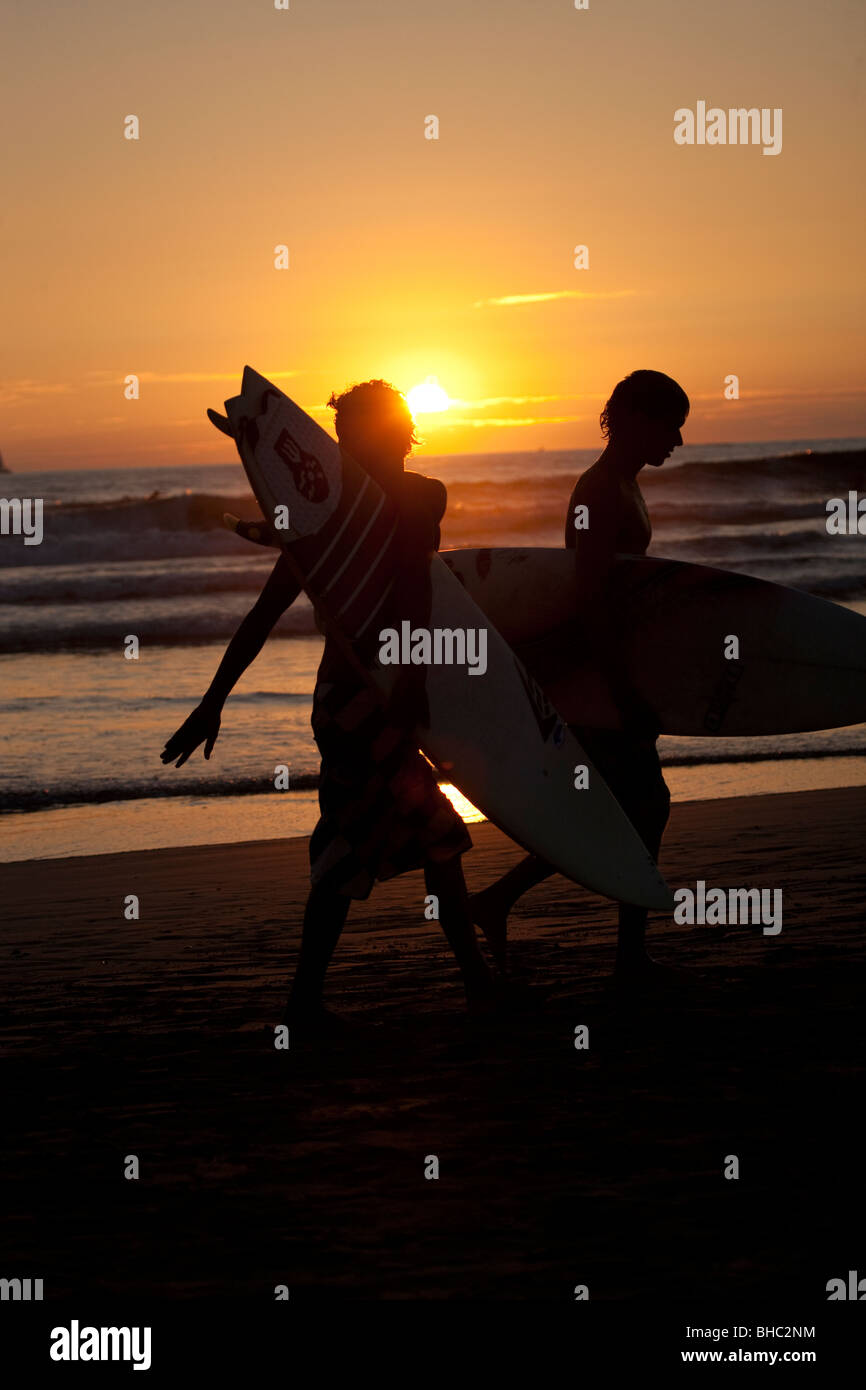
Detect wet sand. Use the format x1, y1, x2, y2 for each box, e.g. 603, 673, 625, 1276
1, 787, 864, 1300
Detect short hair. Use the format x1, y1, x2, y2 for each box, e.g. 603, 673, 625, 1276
327, 379, 418, 452
600, 370, 690, 439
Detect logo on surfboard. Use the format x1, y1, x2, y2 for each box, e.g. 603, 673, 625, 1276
513, 656, 562, 744
274, 429, 330, 502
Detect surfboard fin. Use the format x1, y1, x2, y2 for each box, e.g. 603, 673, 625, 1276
207, 408, 234, 438
222, 512, 280, 548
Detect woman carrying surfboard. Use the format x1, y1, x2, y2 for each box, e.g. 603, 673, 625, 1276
161, 380, 499, 1022
470, 369, 690, 980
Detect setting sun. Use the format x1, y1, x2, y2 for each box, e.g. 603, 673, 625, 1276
406, 376, 450, 416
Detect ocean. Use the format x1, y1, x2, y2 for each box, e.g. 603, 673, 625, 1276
2, 439, 866, 861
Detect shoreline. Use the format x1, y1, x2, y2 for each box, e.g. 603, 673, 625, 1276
3, 755, 866, 863
0, 779, 856, 871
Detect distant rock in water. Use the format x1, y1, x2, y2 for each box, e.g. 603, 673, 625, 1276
0, 451, 9, 473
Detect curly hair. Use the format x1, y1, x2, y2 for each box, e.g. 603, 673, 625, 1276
327, 379, 419, 452
600, 370, 689, 440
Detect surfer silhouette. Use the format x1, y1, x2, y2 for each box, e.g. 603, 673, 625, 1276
470, 369, 689, 980
161, 381, 499, 1022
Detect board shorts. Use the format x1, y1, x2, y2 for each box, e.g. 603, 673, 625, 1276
571, 725, 670, 859
306, 472, 469, 899
308, 664, 472, 901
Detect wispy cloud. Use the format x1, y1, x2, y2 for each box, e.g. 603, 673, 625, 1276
432, 414, 586, 429
306, 397, 570, 419
416, 391, 598, 431
687, 385, 866, 421
690, 386, 866, 402
448, 393, 566, 408
473, 290, 636, 309
1, 370, 303, 405
84, 369, 301, 385
0, 379, 74, 405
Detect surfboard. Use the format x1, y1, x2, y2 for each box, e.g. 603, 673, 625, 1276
220, 514, 866, 736
214, 368, 673, 909
441, 548, 866, 736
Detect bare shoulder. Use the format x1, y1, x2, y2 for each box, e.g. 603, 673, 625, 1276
568, 461, 620, 527
570, 459, 614, 503
403, 471, 447, 521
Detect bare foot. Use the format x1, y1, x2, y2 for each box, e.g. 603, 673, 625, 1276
469, 889, 509, 971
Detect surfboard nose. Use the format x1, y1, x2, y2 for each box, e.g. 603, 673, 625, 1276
583, 860, 674, 912
637, 875, 676, 913
563, 860, 673, 911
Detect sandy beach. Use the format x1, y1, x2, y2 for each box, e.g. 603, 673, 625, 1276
1, 785, 863, 1302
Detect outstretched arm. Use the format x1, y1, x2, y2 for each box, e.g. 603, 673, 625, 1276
202, 552, 301, 706
161, 553, 302, 766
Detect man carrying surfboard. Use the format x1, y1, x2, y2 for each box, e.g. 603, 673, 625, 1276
470, 370, 690, 980
161, 381, 500, 1022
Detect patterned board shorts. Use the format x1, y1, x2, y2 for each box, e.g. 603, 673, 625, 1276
308, 674, 472, 900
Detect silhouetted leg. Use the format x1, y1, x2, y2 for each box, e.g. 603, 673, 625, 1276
425, 857, 496, 1006
614, 806, 668, 977
284, 883, 351, 1017
469, 854, 553, 969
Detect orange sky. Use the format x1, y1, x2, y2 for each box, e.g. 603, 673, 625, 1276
3, 0, 864, 469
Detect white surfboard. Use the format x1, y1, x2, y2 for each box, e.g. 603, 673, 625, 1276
217, 368, 673, 909
441, 548, 866, 735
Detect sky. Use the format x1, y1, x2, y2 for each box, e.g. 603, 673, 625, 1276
2, 0, 865, 469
